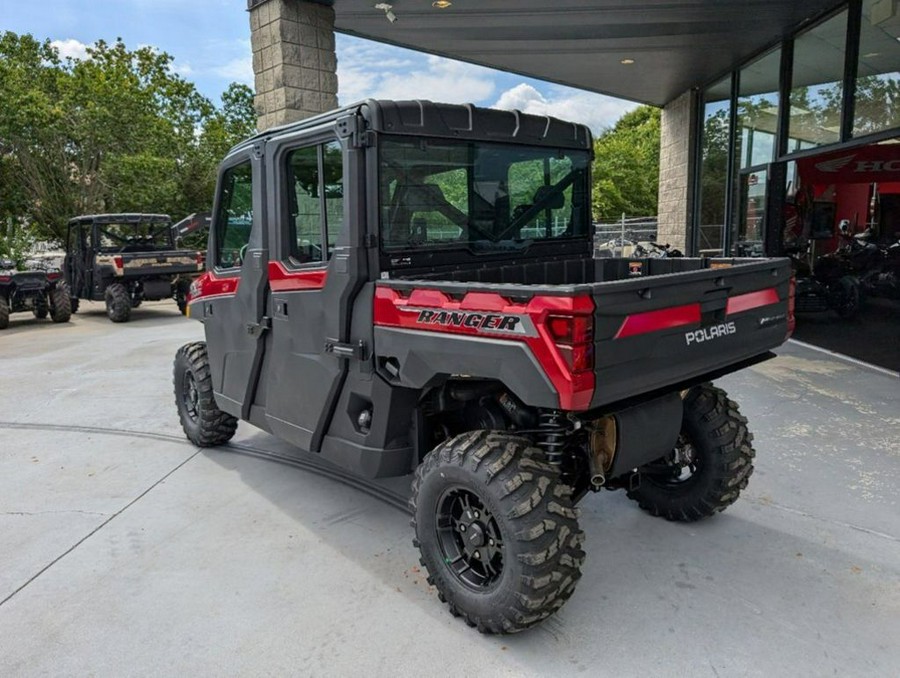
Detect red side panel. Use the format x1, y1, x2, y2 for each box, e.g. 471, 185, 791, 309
725, 287, 780, 315
268, 261, 327, 291
189, 270, 240, 301
614, 304, 701, 339
374, 287, 595, 411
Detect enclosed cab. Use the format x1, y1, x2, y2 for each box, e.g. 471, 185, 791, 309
173, 100, 794, 634
65, 213, 204, 321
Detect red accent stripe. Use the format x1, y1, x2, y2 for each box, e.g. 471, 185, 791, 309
374, 286, 595, 411
268, 261, 327, 291
192, 271, 239, 299
614, 304, 701, 339
726, 287, 780, 315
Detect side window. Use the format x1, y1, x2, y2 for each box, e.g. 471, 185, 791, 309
286, 140, 345, 264
215, 162, 254, 268
323, 141, 344, 257
287, 146, 322, 263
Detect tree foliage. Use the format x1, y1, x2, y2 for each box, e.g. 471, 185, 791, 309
0, 32, 256, 243
591, 105, 660, 221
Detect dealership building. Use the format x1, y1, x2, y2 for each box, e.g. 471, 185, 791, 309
247, 0, 900, 368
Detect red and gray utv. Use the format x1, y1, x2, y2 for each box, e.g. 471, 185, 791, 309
174, 100, 794, 634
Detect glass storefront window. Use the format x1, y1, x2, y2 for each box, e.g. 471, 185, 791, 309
854, 0, 900, 136
697, 77, 732, 254
736, 48, 781, 169
789, 10, 848, 148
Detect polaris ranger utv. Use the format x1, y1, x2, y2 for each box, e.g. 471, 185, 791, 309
65, 214, 203, 322
174, 100, 794, 634
0, 259, 71, 329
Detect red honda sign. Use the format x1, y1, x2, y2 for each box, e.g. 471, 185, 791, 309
799, 144, 900, 184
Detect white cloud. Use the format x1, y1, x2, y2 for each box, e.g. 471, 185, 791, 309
214, 57, 253, 85
211, 39, 253, 85
50, 38, 90, 61
337, 39, 496, 105
493, 83, 637, 134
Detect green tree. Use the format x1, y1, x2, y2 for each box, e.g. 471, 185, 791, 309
0, 32, 256, 245
591, 105, 661, 221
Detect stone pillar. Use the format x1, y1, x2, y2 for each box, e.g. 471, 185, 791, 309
249, 0, 339, 131
656, 90, 698, 253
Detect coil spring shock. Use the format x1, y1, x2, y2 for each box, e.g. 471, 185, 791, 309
537, 410, 567, 466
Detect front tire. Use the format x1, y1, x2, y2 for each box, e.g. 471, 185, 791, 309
626, 383, 755, 522
830, 276, 861, 319
49, 285, 71, 323
411, 431, 585, 634
173, 342, 238, 447
0, 296, 9, 329
105, 283, 131, 323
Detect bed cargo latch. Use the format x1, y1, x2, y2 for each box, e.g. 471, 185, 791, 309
324, 338, 368, 361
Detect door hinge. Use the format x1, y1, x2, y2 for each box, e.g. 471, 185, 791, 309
246, 316, 271, 337
324, 338, 368, 360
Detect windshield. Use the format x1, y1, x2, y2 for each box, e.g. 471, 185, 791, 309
95, 221, 174, 252
379, 137, 590, 253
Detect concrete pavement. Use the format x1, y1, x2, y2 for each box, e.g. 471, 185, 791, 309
1, 300, 898, 676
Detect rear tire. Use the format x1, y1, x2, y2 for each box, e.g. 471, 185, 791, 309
175, 279, 190, 316
626, 383, 755, 522
49, 285, 71, 323
174, 342, 238, 447
411, 431, 585, 634
0, 296, 9, 329
105, 283, 131, 323
33, 297, 49, 319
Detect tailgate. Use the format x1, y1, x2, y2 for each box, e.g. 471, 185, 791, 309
589, 258, 792, 408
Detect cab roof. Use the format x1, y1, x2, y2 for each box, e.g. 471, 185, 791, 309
231, 99, 593, 157
68, 214, 172, 225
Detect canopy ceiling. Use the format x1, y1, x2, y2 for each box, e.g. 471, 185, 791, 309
326, 0, 843, 106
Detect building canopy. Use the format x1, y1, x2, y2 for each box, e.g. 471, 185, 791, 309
320, 0, 840, 105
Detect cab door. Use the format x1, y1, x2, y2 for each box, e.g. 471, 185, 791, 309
201, 143, 270, 420
262, 123, 366, 453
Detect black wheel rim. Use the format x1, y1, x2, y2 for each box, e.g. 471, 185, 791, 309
181, 371, 200, 423
435, 487, 504, 590
642, 434, 701, 486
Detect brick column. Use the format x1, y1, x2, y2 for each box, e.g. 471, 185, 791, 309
249, 0, 339, 131
656, 90, 699, 252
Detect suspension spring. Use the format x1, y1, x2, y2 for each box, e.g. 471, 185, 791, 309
536, 410, 567, 466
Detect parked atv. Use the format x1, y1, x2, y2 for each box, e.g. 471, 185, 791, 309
0, 259, 71, 329
859, 236, 900, 301
64, 214, 204, 322
789, 255, 860, 318
174, 100, 794, 634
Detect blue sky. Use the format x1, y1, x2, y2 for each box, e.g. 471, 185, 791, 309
0, 0, 636, 132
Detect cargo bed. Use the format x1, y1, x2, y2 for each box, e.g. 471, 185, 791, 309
377, 256, 793, 411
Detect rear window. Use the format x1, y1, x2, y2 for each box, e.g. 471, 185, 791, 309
379, 136, 590, 254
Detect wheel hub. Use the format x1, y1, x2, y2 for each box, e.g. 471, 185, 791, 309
436, 488, 504, 589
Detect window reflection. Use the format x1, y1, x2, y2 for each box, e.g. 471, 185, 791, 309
737, 48, 781, 169
789, 10, 848, 148
854, 0, 900, 136
698, 77, 732, 255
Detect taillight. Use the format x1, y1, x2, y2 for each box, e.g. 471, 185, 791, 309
47, 272, 61, 281
113, 256, 124, 270
195, 251, 204, 267
787, 275, 796, 339
547, 314, 594, 373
